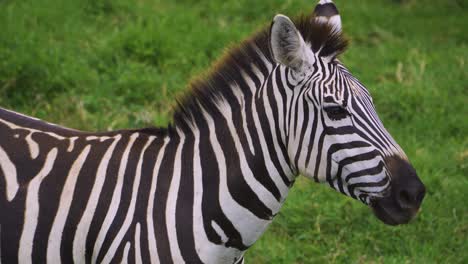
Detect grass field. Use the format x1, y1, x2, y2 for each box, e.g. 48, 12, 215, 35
1, 0, 467, 263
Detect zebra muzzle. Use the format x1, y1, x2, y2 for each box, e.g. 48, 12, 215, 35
369, 156, 426, 225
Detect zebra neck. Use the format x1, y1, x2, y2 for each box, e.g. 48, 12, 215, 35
166, 64, 297, 255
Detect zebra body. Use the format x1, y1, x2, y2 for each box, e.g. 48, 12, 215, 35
0, 108, 263, 263
0, 1, 425, 263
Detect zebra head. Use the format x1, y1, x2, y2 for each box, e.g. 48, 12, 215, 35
269, 0, 425, 225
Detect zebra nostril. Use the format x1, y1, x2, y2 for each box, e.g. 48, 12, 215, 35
397, 189, 413, 209
396, 183, 425, 209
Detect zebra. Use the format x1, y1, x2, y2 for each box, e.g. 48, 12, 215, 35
0, 0, 426, 263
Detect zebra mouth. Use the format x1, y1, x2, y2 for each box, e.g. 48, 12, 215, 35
369, 155, 425, 226
370, 197, 416, 226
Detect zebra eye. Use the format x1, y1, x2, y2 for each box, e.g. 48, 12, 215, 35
324, 106, 349, 120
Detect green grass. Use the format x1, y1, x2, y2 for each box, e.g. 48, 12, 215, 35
1, 0, 467, 263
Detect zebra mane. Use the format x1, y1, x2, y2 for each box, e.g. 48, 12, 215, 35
169, 15, 348, 133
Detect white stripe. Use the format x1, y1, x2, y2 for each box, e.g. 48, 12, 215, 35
202, 107, 271, 247
25, 132, 39, 159
264, 70, 295, 177
332, 146, 375, 163
251, 64, 265, 95
280, 69, 294, 139
215, 99, 281, 214
192, 120, 242, 264
92, 133, 139, 263
0, 146, 19, 201
356, 183, 390, 194
165, 130, 184, 263
347, 172, 387, 186
352, 99, 394, 156
0, 118, 66, 140
146, 138, 169, 264
134, 223, 142, 264
231, 83, 255, 155
73, 135, 121, 263
342, 156, 382, 177
67, 137, 78, 152
287, 86, 300, 152
85, 136, 111, 142
101, 136, 154, 264
18, 148, 58, 264
276, 68, 287, 143
47, 145, 91, 264
120, 242, 130, 264
297, 96, 315, 172
305, 122, 325, 180
240, 70, 257, 95
251, 94, 292, 200
293, 86, 306, 141
211, 221, 228, 243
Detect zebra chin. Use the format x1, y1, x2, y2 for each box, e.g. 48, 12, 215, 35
369, 156, 426, 226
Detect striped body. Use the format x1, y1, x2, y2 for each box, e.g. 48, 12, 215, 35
0, 108, 271, 263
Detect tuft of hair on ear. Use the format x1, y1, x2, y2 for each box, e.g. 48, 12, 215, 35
294, 15, 349, 59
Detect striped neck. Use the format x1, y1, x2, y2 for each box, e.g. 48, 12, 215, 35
166, 43, 299, 256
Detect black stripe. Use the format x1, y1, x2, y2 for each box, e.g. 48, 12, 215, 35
325, 141, 372, 186
351, 97, 393, 150
275, 68, 289, 144
86, 135, 131, 263
333, 150, 381, 194
265, 70, 294, 185
350, 109, 388, 151
210, 105, 273, 220
61, 141, 112, 263
349, 176, 389, 198
256, 89, 290, 188
33, 141, 85, 262
358, 194, 368, 204
312, 113, 327, 182
346, 161, 385, 182
96, 135, 146, 263
285, 68, 295, 89
265, 72, 291, 193
236, 76, 285, 196
136, 139, 164, 263
195, 116, 247, 251
175, 127, 203, 263
293, 99, 310, 170
304, 104, 319, 171
152, 136, 179, 263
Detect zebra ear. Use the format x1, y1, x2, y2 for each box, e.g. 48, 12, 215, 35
270, 15, 310, 71
313, 0, 342, 34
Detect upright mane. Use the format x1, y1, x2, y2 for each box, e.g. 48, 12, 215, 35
169, 14, 348, 132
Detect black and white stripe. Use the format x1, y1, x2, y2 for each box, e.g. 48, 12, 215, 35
0, 1, 414, 263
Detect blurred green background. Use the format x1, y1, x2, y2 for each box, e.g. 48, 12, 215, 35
0, 0, 467, 263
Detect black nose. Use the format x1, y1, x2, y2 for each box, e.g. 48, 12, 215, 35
395, 178, 426, 209
384, 155, 426, 210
